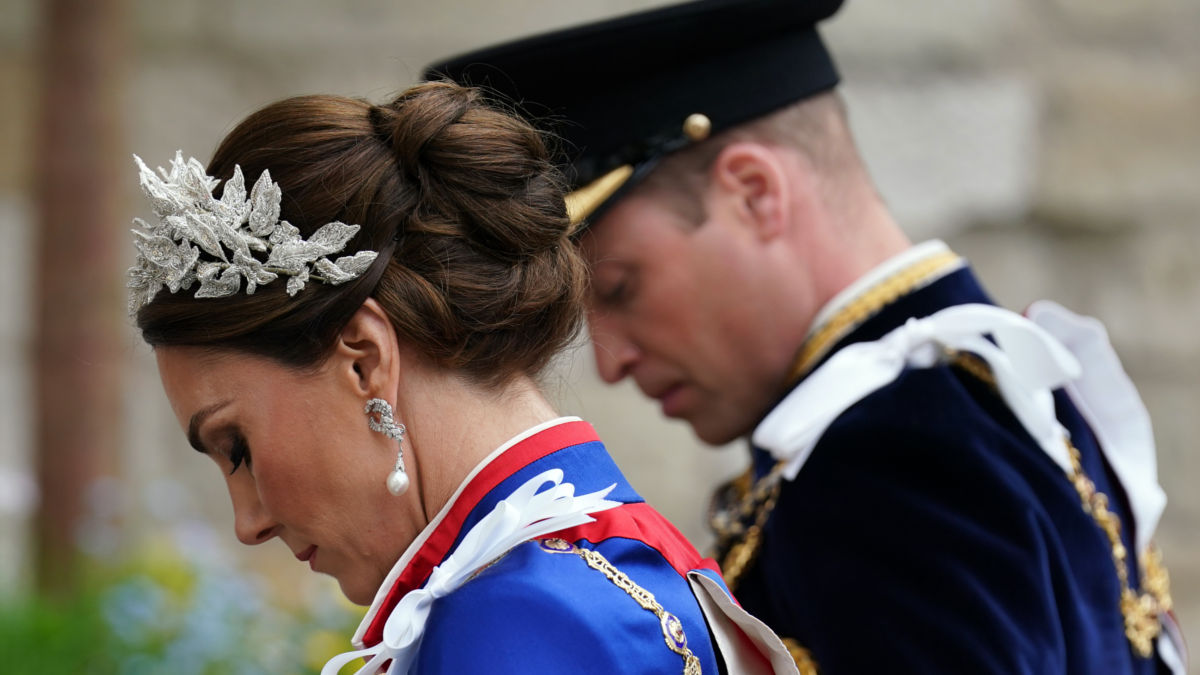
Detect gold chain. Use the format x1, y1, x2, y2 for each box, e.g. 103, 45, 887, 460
1065, 440, 1172, 657
539, 538, 702, 675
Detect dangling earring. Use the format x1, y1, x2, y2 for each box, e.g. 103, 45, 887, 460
365, 398, 409, 496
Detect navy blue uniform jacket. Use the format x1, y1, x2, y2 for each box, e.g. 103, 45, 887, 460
734, 266, 1173, 674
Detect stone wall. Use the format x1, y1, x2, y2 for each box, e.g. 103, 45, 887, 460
1, 0, 1196, 668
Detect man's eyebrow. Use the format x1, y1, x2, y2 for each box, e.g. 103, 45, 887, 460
187, 400, 231, 454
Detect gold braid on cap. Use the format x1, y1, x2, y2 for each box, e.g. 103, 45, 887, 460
565, 164, 634, 229
564, 112, 714, 228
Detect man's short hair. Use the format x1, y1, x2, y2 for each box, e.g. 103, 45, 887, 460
632, 90, 865, 225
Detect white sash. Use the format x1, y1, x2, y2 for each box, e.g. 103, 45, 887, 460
1026, 300, 1184, 674
321, 469, 619, 675
754, 303, 1082, 479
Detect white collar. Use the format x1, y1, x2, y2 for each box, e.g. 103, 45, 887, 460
351, 415, 582, 647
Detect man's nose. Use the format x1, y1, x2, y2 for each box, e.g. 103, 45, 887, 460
589, 315, 639, 384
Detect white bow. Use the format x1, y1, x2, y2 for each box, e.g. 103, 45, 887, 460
322, 469, 620, 675
754, 303, 1083, 480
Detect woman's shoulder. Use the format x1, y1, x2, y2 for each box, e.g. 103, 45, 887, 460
418, 538, 712, 674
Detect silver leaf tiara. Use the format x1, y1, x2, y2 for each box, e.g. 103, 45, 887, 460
127, 151, 379, 315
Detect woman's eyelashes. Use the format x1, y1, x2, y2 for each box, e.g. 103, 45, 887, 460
226, 432, 252, 475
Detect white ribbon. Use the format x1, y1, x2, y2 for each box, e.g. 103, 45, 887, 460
1026, 302, 1184, 674
754, 303, 1083, 480
322, 469, 620, 675
1026, 300, 1168, 555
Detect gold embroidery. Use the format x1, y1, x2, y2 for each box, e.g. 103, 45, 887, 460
952, 353, 1173, 658
711, 250, 964, 590
787, 250, 964, 383
781, 638, 820, 675
539, 538, 702, 675
708, 464, 783, 591
1065, 442, 1172, 657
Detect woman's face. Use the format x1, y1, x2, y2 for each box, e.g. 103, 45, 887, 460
155, 346, 415, 604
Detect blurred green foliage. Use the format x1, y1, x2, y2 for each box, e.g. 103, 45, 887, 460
0, 591, 120, 673
0, 535, 362, 674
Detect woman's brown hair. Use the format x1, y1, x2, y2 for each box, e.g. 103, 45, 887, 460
136, 82, 586, 386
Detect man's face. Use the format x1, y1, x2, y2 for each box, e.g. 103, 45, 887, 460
582, 188, 803, 445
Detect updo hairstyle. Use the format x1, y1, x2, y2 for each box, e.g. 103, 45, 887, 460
136, 82, 586, 387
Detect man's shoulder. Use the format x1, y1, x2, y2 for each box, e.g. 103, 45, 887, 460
820, 358, 1025, 452
788, 358, 1068, 504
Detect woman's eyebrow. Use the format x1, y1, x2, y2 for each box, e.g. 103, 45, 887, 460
187, 400, 232, 454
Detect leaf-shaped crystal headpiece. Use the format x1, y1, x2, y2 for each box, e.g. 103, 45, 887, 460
126, 151, 379, 315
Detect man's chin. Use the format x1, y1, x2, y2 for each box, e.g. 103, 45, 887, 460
685, 413, 752, 447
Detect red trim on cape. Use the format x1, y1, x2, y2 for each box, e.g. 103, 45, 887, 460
360, 420, 722, 648
554, 502, 722, 580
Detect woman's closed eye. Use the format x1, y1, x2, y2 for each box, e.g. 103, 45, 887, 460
226, 432, 253, 475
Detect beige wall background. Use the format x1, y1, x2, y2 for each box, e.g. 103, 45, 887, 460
1, 0, 1197, 668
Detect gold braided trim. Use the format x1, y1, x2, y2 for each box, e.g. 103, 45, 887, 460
709, 464, 783, 591
782, 638, 821, 675
539, 538, 702, 675
787, 250, 964, 384
564, 164, 634, 230
1065, 441, 1172, 657
953, 352, 1173, 658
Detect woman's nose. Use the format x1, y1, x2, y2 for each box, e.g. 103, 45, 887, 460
227, 476, 278, 546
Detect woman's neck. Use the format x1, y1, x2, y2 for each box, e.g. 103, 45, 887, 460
396, 372, 559, 524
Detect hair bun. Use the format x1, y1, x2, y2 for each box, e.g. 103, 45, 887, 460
371, 82, 568, 258
371, 83, 472, 183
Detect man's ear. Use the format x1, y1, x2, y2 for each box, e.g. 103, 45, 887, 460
332, 297, 400, 399
709, 142, 791, 240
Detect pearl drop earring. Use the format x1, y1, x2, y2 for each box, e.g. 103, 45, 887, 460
365, 398, 409, 496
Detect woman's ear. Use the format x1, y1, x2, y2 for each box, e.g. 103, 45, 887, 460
709, 142, 791, 240
332, 297, 400, 399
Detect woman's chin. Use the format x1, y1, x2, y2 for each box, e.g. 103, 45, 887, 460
337, 572, 384, 607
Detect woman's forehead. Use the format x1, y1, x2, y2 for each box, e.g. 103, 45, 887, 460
155, 347, 281, 417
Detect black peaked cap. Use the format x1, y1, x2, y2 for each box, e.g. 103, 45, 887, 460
424, 0, 845, 224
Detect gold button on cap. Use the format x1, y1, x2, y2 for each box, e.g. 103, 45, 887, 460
682, 113, 712, 141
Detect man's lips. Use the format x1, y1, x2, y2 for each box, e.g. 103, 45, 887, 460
656, 383, 687, 417
296, 545, 317, 570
